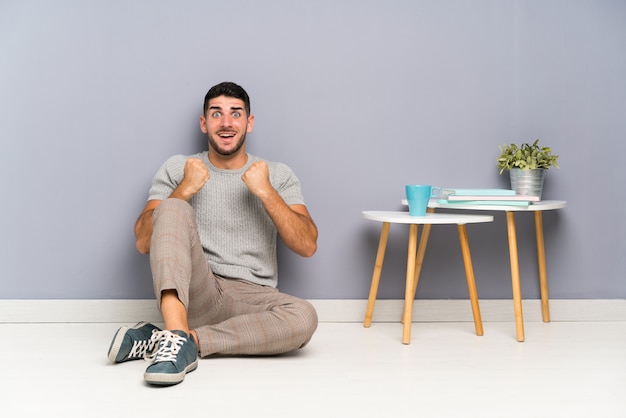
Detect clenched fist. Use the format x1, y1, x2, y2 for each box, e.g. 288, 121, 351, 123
180, 158, 210, 198
241, 161, 272, 198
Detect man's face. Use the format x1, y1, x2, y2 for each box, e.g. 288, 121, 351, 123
200, 95, 254, 156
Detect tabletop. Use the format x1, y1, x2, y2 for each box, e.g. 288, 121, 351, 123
430, 199, 567, 212
362, 211, 493, 225
400, 199, 567, 212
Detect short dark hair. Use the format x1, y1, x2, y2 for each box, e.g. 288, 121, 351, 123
203, 82, 251, 116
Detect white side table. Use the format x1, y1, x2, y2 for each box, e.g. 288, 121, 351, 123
362, 211, 494, 344
420, 200, 567, 342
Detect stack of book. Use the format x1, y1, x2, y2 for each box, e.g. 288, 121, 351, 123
437, 189, 539, 207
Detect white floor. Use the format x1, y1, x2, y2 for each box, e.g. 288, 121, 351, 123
2, 320, 625, 418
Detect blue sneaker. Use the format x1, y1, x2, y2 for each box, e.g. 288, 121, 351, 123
144, 330, 198, 386
107, 321, 161, 363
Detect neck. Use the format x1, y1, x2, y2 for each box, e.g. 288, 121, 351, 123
208, 149, 248, 170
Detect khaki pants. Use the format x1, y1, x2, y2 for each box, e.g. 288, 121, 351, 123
150, 198, 318, 358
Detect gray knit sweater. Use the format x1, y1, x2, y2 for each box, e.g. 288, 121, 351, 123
147, 152, 306, 287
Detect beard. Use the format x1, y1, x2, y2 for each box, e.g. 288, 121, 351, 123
208, 131, 247, 156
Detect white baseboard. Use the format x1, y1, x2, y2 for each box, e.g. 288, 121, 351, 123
1, 299, 625, 323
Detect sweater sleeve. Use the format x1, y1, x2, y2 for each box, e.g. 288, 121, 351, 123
269, 161, 306, 207
147, 155, 188, 201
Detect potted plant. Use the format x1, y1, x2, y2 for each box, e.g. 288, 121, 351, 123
497, 139, 559, 199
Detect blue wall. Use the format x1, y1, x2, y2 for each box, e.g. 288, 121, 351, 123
1, 0, 624, 300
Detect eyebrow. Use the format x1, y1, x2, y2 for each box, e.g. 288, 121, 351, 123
209, 105, 244, 112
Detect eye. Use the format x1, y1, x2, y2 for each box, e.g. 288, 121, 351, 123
211, 111, 222, 118
232, 111, 241, 118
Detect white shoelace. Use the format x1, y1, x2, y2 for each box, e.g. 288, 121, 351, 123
128, 329, 159, 358
144, 330, 187, 363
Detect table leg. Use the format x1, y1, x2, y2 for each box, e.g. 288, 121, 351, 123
401, 208, 434, 324
364, 222, 391, 328
457, 224, 484, 336
506, 211, 525, 342
411, 207, 435, 298
534, 211, 551, 322
402, 224, 419, 344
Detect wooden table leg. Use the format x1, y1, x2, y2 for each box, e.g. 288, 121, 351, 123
506, 211, 525, 342
364, 222, 391, 328
534, 211, 551, 322
457, 224, 484, 336
402, 223, 419, 344
411, 207, 435, 298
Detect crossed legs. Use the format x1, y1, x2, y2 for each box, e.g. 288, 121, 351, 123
150, 198, 318, 358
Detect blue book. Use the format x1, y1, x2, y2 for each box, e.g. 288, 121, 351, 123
446, 194, 539, 202
437, 199, 530, 207
442, 188, 516, 197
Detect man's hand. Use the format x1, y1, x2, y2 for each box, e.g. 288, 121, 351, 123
241, 161, 272, 198
241, 160, 318, 257
174, 158, 210, 200
134, 158, 209, 254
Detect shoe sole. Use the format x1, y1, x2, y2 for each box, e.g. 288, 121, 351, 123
144, 358, 199, 386
107, 321, 150, 363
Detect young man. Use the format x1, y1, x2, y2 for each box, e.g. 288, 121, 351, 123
107, 82, 319, 386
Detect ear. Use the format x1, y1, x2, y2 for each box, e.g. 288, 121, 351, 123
199, 115, 208, 134
246, 114, 255, 133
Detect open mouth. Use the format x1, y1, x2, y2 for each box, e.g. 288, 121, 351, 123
218, 131, 236, 139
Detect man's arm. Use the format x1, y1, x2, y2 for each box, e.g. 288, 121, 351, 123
267, 200, 318, 258
134, 200, 162, 254
242, 161, 318, 257
134, 158, 209, 254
